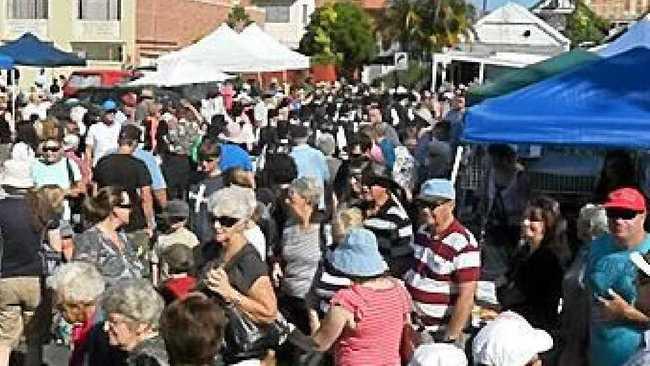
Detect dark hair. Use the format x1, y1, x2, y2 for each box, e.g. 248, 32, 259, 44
161, 244, 195, 275
198, 138, 221, 160
15, 121, 39, 152
161, 294, 228, 366
83, 186, 126, 223
358, 133, 372, 153
523, 195, 571, 267
263, 153, 297, 186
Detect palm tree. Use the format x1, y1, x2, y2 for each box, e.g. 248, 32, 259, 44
380, 0, 426, 53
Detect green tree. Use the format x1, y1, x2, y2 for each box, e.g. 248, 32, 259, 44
300, 2, 378, 72
381, 0, 475, 56
227, 5, 252, 32
565, 1, 610, 46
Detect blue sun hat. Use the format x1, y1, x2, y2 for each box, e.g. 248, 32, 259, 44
101, 99, 117, 112
329, 228, 388, 277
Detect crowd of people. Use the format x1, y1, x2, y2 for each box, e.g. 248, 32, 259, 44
0, 76, 649, 366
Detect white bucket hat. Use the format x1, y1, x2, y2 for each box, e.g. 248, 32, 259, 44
472, 311, 553, 366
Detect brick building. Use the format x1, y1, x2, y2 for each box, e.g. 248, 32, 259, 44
584, 0, 649, 21
136, 0, 265, 65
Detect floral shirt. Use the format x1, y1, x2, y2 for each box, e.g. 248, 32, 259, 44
73, 226, 144, 286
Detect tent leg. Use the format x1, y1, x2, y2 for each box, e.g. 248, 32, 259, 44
257, 72, 262, 89
11, 69, 16, 134
450, 145, 464, 184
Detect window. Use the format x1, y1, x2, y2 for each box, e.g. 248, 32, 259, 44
71, 42, 123, 62
8, 0, 48, 19
302, 4, 309, 24
265, 6, 290, 23
78, 0, 120, 20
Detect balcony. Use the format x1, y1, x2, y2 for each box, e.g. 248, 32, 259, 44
3, 19, 48, 40
72, 20, 121, 41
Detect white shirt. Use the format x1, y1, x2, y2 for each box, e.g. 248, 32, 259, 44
85, 122, 121, 165
244, 225, 266, 261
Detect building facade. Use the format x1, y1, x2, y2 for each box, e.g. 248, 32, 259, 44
136, 0, 265, 65
584, 0, 648, 21
0, 0, 136, 67
259, 0, 315, 49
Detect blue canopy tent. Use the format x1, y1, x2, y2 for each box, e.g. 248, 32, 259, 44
0, 54, 14, 70
0, 32, 85, 67
463, 47, 650, 149
600, 20, 650, 58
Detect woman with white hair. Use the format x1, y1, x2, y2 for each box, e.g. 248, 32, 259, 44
202, 186, 278, 365
47, 261, 113, 366
102, 279, 168, 366
558, 204, 609, 366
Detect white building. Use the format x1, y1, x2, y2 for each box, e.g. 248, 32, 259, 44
433, 2, 570, 88
261, 0, 315, 49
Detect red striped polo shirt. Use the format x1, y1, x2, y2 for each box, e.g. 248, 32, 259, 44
404, 219, 480, 330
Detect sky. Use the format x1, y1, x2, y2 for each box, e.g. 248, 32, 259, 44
469, 0, 538, 12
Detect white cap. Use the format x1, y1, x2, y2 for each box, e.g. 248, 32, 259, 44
472, 311, 553, 366
408, 343, 468, 366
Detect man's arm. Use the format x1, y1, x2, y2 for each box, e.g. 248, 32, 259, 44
445, 281, 477, 340
140, 185, 155, 232
599, 289, 650, 326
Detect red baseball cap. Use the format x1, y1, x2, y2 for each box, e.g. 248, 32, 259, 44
603, 187, 646, 212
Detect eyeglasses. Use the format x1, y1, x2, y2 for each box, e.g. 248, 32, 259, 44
211, 216, 240, 228
606, 209, 639, 220
42, 145, 61, 153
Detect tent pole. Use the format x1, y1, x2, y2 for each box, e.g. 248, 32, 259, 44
450, 145, 464, 184
257, 72, 262, 89
11, 68, 16, 133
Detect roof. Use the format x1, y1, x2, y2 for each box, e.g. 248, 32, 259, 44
475, 2, 570, 47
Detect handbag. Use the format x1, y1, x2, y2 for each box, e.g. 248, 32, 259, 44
223, 304, 287, 362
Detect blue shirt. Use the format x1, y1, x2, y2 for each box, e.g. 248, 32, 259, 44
587, 233, 650, 366
133, 148, 167, 190
290, 144, 330, 208
220, 143, 252, 172
378, 138, 396, 171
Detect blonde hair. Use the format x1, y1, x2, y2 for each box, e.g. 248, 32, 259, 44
333, 208, 364, 243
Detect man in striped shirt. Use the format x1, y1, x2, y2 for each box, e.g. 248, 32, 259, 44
361, 172, 413, 277
404, 178, 480, 344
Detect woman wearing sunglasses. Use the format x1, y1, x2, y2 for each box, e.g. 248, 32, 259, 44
203, 186, 278, 365
73, 186, 145, 286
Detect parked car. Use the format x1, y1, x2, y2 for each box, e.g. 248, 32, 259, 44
63, 69, 141, 97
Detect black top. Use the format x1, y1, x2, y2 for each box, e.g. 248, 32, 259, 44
93, 153, 152, 232
0, 196, 42, 277
501, 246, 564, 332
188, 175, 225, 245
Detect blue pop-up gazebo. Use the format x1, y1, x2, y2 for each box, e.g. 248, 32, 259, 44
463, 47, 650, 149
599, 20, 650, 58
0, 32, 85, 67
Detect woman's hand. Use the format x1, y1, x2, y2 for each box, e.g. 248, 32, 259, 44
206, 267, 238, 302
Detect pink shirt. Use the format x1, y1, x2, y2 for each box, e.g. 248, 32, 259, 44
331, 280, 412, 366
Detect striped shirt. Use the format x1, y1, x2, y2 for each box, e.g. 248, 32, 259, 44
310, 255, 352, 315
281, 223, 322, 297
404, 220, 480, 331
363, 197, 413, 258
332, 280, 412, 366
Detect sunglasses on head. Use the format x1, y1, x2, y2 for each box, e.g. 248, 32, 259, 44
42, 145, 61, 153
606, 209, 639, 220
211, 216, 240, 228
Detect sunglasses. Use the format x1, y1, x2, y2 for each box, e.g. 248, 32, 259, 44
42, 145, 61, 153
211, 216, 240, 228
606, 209, 639, 220
199, 155, 218, 163
418, 200, 449, 211
116, 203, 132, 209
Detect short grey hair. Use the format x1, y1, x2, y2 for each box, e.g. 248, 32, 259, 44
316, 133, 336, 156
102, 279, 165, 328
47, 262, 106, 303
577, 203, 609, 242
208, 185, 256, 220
290, 176, 323, 206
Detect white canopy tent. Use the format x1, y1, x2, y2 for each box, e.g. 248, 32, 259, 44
239, 24, 309, 70
157, 23, 309, 73
128, 58, 233, 87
